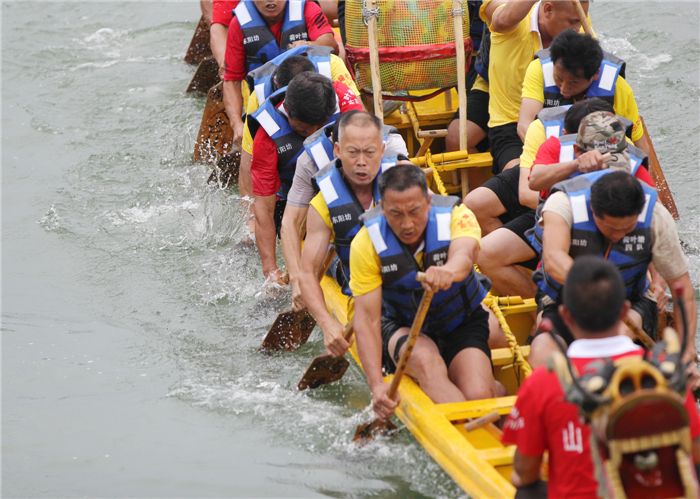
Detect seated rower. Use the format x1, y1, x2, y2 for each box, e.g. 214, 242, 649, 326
502, 257, 700, 498
281, 112, 408, 311
527, 169, 699, 388
298, 111, 412, 357
239, 48, 361, 241
519, 29, 651, 157
476, 103, 647, 299
209, 1, 240, 80
222, 0, 338, 150
247, 72, 362, 287
350, 164, 505, 421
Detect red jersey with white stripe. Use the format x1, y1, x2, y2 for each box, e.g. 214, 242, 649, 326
502, 335, 700, 499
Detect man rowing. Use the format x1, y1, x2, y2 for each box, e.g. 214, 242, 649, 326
281, 113, 407, 311
477, 105, 651, 300
209, 1, 239, 80
298, 111, 412, 357
239, 47, 360, 242
526, 168, 699, 388
502, 256, 700, 498
350, 164, 505, 420
222, 0, 337, 151
518, 29, 650, 157
247, 71, 362, 287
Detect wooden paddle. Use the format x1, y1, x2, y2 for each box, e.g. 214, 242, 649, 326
258, 247, 338, 352
297, 323, 354, 391
184, 15, 213, 65
639, 116, 679, 220
572, 0, 593, 37
186, 55, 220, 94
193, 82, 233, 163
353, 272, 434, 445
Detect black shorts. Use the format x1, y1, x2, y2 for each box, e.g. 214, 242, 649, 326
452, 89, 490, 153
273, 198, 286, 239
380, 305, 491, 374
481, 166, 530, 219
500, 210, 540, 271
537, 291, 659, 346
488, 123, 523, 175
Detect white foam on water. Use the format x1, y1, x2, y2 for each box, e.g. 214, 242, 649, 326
600, 36, 673, 72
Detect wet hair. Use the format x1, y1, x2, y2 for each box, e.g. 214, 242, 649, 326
378, 163, 428, 201
337, 111, 383, 143
284, 72, 337, 126
276, 55, 316, 88
564, 98, 614, 134
590, 171, 646, 219
563, 256, 626, 332
549, 29, 603, 80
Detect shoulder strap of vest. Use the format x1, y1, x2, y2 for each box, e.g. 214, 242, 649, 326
382, 124, 399, 136
359, 204, 383, 226
602, 50, 626, 79
535, 48, 550, 60
558, 133, 577, 145
537, 105, 571, 123
249, 86, 288, 138
430, 194, 461, 209
234, 1, 259, 27
311, 157, 338, 180
627, 144, 649, 169
303, 126, 328, 147
304, 45, 334, 58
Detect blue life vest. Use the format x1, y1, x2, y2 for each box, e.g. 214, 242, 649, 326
234, 0, 309, 73
536, 49, 626, 108
473, 28, 490, 82
304, 123, 401, 174
360, 196, 490, 333
312, 152, 401, 296
468, 1, 484, 53
246, 45, 334, 105
528, 138, 649, 255
532, 170, 657, 301
247, 87, 305, 199
537, 106, 634, 141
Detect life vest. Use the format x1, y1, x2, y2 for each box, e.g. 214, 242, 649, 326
473, 28, 490, 82
532, 170, 657, 301
535, 49, 626, 108
467, 1, 484, 53
528, 141, 650, 255
247, 87, 305, 199
234, 0, 309, 73
245, 45, 334, 106
360, 196, 490, 332
537, 106, 634, 140
312, 152, 401, 296
304, 123, 401, 174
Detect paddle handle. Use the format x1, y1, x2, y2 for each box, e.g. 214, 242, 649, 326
624, 317, 656, 349
572, 1, 594, 37
452, 0, 468, 153
465, 411, 501, 432
317, 246, 338, 282
367, 0, 383, 119
342, 322, 354, 341
387, 286, 434, 400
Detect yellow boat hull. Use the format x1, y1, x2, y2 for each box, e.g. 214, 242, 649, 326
319, 274, 538, 499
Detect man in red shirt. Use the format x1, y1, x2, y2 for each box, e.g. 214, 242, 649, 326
248, 71, 362, 287
223, 0, 337, 150
210, 1, 240, 80
502, 256, 700, 498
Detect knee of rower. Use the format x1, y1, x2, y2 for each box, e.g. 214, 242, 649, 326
445, 120, 461, 152
464, 187, 494, 224
409, 346, 448, 381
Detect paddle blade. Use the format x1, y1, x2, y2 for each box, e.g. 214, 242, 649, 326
352, 418, 398, 446
259, 309, 316, 352
186, 56, 219, 93
193, 82, 233, 163
297, 354, 350, 391
184, 15, 212, 64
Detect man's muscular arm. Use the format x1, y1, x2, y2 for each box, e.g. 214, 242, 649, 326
253, 194, 284, 284
511, 450, 543, 488
223, 80, 245, 149
354, 286, 399, 420
210, 23, 228, 79
299, 207, 352, 358
280, 204, 309, 311
422, 237, 479, 293
489, 0, 537, 33
540, 210, 574, 284
291, 32, 338, 54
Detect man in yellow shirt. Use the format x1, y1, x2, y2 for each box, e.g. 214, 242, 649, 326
483, 0, 590, 174
298, 111, 411, 357
237, 48, 360, 242
518, 29, 650, 156
350, 164, 504, 421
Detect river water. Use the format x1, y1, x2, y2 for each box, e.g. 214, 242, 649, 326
2, 2, 698, 498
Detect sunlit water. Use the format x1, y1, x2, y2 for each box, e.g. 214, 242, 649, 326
2, 2, 698, 498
